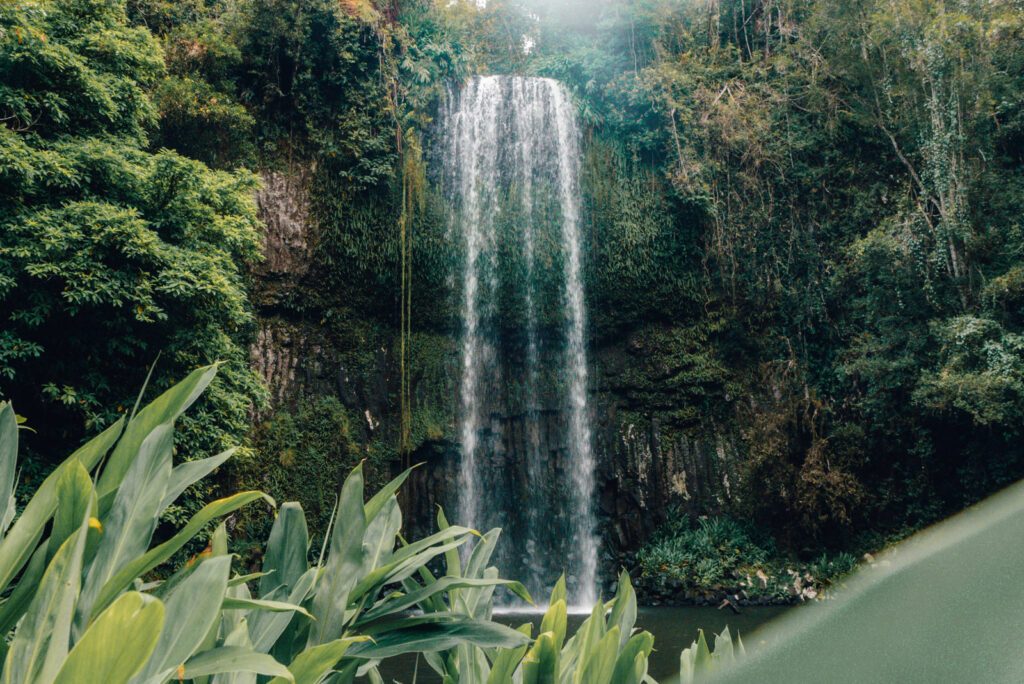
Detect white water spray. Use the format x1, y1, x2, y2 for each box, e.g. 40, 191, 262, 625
442, 75, 597, 606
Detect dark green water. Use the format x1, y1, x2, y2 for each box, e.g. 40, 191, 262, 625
377, 605, 788, 682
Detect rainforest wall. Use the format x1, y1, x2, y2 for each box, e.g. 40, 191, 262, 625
3, 0, 1024, 566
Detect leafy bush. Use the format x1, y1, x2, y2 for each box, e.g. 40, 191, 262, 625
152, 76, 256, 169
0, 0, 265, 512
638, 514, 772, 590
638, 511, 859, 603
232, 396, 361, 554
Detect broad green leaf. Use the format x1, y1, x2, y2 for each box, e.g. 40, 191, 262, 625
360, 576, 530, 623
96, 365, 217, 500
621, 652, 650, 684
221, 596, 313, 618
359, 496, 402, 579
455, 642, 489, 683
54, 593, 164, 684
570, 600, 607, 684
259, 502, 309, 597
679, 645, 695, 684
0, 403, 17, 536
713, 626, 734, 666
0, 545, 46, 636
522, 631, 559, 684
550, 576, 567, 607
485, 623, 532, 684
0, 417, 122, 595
457, 529, 528, 617
354, 611, 469, 636
308, 463, 365, 646
131, 556, 232, 683
692, 630, 712, 676
181, 646, 292, 681
349, 528, 476, 604
436, 508, 461, 579
270, 637, 369, 684
607, 571, 637, 650
610, 632, 654, 684
229, 572, 270, 587
221, 580, 253, 637
158, 449, 236, 513
580, 626, 620, 684
3, 521, 88, 684
539, 599, 567, 650
47, 460, 93, 562
364, 465, 416, 523
88, 491, 267, 620
347, 619, 530, 659
463, 528, 501, 581
76, 424, 173, 635
249, 569, 318, 653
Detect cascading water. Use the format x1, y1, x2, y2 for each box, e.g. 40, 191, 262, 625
440, 75, 598, 606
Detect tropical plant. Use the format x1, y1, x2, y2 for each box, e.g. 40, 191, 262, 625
423, 540, 656, 684
0, 363, 535, 683
675, 628, 744, 684
201, 463, 533, 684
0, 366, 277, 683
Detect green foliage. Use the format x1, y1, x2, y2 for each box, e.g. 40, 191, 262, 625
233, 396, 361, 554
6, 0, 1024, 603
914, 315, 1024, 426
677, 627, 744, 684
638, 515, 772, 591
518, 0, 1024, 547
582, 139, 705, 334
638, 510, 858, 603
0, 0, 265, 530
0, 368, 270, 683
0, 368, 570, 683
426, 555, 656, 684
151, 76, 255, 169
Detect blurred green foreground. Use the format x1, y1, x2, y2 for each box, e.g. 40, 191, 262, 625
693, 476, 1024, 683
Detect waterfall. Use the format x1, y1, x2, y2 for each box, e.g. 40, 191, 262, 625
441, 76, 598, 606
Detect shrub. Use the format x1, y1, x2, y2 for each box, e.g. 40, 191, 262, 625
638, 513, 772, 590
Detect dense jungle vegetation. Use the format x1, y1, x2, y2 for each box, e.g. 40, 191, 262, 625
3, 0, 1024, 575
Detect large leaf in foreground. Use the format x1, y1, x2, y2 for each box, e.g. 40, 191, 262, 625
0, 403, 17, 535
130, 556, 232, 683
270, 637, 369, 684
706, 477, 1024, 684
0, 417, 122, 595
54, 592, 164, 684
347, 619, 531, 659
96, 365, 217, 500
76, 424, 173, 632
307, 463, 365, 646
88, 491, 268, 620
3, 523, 88, 684
180, 646, 292, 681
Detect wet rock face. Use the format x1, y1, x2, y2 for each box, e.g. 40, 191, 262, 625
593, 407, 741, 562
399, 356, 743, 589
253, 169, 312, 281
247, 167, 742, 581
250, 318, 394, 447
